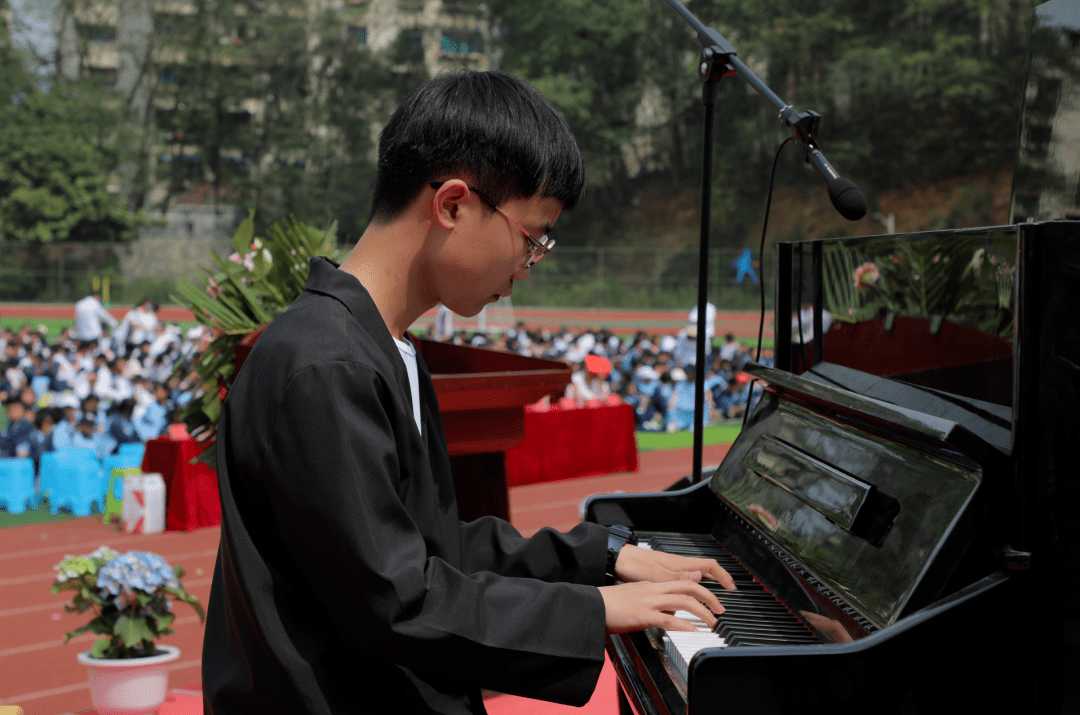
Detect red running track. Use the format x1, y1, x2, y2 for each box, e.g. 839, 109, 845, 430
0, 444, 729, 715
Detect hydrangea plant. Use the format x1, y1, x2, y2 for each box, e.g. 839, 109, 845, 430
51, 546, 205, 659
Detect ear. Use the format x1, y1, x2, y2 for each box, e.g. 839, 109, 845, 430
432, 180, 471, 230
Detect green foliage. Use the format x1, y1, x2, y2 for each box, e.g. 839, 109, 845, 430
171, 213, 343, 466
151, 0, 427, 245
490, 0, 1032, 249
0, 90, 140, 244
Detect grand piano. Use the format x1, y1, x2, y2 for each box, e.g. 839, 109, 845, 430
585, 2, 1079, 712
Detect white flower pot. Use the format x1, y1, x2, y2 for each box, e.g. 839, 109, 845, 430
77, 645, 180, 715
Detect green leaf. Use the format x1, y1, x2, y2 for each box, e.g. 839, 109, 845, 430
231, 211, 255, 255
114, 615, 156, 648
90, 638, 112, 658
152, 610, 175, 632
203, 394, 222, 423
63, 623, 94, 642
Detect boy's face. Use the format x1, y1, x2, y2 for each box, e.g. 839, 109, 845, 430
6, 402, 24, 422
432, 185, 562, 317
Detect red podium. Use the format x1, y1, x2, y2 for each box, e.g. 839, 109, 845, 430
413, 338, 571, 522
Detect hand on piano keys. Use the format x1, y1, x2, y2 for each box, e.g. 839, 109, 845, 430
613, 543, 738, 592
599, 543, 738, 635
599, 580, 722, 634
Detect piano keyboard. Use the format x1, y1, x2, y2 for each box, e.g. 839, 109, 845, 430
642, 533, 822, 684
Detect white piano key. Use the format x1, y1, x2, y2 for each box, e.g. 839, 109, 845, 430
664, 610, 727, 682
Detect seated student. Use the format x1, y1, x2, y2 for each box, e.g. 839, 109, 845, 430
203, 70, 735, 715
666, 368, 711, 432
104, 398, 141, 454
0, 398, 35, 458
29, 407, 59, 467
71, 417, 115, 461
134, 383, 172, 441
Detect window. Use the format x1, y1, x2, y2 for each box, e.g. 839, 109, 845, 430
348, 25, 368, 45
407, 29, 424, 54
440, 30, 483, 54
79, 23, 117, 42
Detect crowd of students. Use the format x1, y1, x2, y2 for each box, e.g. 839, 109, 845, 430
425, 321, 773, 432
0, 301, 209, 471
0, 298, 769, 479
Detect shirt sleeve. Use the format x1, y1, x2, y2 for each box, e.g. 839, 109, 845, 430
239, 361, 607, 705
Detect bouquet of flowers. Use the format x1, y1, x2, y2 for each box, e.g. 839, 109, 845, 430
170, 212, 341, 465
51, 546, 205, 659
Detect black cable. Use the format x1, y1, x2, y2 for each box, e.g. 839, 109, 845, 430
743, 136, 794, 431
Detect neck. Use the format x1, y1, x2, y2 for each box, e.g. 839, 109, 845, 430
338, 216, 439, 340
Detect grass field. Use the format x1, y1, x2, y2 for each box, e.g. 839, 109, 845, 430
0, 315, 76, 336
634, 423, 742, 451
0, 499, 110, 528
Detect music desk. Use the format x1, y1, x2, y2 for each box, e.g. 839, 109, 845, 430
141, 436, 222, 532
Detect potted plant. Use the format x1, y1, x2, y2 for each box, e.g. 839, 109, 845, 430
51, 546, 205, 715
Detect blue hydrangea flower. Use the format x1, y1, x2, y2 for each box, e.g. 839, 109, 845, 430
97, 551, 179, 597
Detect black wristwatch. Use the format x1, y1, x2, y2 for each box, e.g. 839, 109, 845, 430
606, 525, 638, 583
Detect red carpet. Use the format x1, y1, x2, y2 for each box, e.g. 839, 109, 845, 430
484, 655, 618, 714
96, 658, 617, 715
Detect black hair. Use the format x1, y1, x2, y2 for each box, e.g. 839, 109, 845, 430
370, 70, 586, 223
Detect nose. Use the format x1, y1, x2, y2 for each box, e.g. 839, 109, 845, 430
512, 262, 531, 281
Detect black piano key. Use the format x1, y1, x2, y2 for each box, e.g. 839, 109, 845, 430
719, 630, 820, 646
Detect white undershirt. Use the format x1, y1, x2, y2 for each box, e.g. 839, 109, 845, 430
393, 335, 422, 437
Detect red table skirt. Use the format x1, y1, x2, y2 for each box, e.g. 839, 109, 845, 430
505, 402, 638, 487
141, 437, 222, 532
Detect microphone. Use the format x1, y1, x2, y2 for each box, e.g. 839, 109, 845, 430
804, 144, 868, 221
781, 107, 868, 221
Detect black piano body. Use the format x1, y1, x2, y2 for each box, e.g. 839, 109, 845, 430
586, 220, 1079, 714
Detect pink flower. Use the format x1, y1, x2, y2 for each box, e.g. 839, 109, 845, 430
853, 262, 880, 291
228, 252, 242, 265
206, 277, 222, 299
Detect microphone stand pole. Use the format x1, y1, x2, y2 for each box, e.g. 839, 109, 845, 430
691, 46, 734, 485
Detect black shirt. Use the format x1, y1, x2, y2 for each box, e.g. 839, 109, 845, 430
202, 258, 607, 714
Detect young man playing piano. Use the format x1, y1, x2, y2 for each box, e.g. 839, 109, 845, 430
202, 70, 734, 715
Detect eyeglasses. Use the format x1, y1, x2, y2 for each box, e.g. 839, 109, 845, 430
430, 182, 554, 267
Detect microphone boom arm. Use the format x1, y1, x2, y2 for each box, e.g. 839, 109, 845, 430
664, 0, 866, 220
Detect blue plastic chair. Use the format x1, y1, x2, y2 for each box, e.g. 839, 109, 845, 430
0, 457, 36, 514
43, 448, 105, 516
117, 442, 146, 466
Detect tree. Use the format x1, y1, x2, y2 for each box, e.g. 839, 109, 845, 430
488, 0, 1034, 249
0, 64, 138, 244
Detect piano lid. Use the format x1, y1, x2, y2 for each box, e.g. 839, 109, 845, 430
1010, 0, 1080, 222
